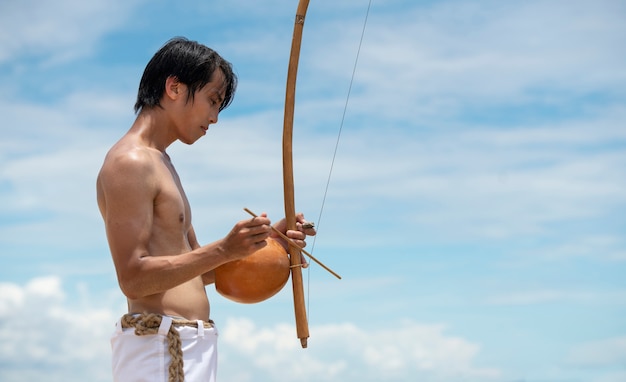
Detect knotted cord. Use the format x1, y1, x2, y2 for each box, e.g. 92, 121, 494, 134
120, 313, 215, 382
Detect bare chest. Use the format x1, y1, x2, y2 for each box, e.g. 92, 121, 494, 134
153, 160, 192, 232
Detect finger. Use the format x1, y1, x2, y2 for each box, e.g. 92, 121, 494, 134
295, 223, 316, 238
250, 227, 271, 242
251, 238, 268, 251
247, 217, 271, 229
286, 229, 306, 241
295, 213, 313, 227
300, 253, 309, 268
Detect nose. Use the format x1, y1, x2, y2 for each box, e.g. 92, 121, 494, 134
208, 109, 219, 125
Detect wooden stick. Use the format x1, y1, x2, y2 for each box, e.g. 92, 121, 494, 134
283, 0, 310, 348
244, 208, 342, 280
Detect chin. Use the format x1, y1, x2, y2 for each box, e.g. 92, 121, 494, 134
180, 136, 200, 145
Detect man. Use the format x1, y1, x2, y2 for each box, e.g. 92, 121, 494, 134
96, 37, 315, 382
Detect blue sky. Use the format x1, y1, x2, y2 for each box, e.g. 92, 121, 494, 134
1, 0, 625, 381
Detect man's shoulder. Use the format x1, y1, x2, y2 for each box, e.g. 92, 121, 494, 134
107, 137, 159, 164
100, 139, 160, 181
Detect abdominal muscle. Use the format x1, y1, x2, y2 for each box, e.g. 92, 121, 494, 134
128, 276, 211, 321
127, 230, 211, 321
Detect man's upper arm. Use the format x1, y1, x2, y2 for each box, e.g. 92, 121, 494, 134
99, 151, 157, 294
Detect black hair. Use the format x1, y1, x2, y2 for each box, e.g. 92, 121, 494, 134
134, 37, 237, 113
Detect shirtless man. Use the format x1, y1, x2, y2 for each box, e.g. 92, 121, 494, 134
96, 37, 314, 382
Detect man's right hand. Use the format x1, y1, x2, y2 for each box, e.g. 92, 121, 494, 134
219, 213, 272, 261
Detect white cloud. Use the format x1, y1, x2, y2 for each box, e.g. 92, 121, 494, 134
306, 0, 626, 124
567, 336, 626, 368
0, 2, 624, 380
220, 317, 500, 382
0, 276, 498, 382
507, 234, 626, 264
485, 290, 591, 306
1, 0, 623, 250
0, 89, 135, 253
192, 107, 624, 248
0, 0, 146, 64
592, 371, 626, 382
484, 287, 626, 307
0, 277, 120, 382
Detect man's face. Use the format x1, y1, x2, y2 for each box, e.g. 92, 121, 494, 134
177, 70, 226, 145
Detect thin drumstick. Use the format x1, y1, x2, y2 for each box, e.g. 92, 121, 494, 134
244, 208, 341, 280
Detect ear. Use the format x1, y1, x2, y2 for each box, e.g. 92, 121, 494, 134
164, 76, 183, 101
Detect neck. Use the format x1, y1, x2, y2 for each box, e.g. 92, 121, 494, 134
130, 108, 177, 152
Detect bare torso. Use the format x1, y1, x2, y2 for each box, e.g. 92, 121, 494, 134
97, 71, 285, 323
97, 132, 210, 320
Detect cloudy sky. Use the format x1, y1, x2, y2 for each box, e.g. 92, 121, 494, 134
1, 0, 625, 381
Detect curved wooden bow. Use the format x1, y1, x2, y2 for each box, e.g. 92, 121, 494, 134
283, 0, 311, 349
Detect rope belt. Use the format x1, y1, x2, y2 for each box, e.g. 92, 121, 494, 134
120, 313, 214, 382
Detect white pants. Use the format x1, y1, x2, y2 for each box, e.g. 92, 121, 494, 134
111, 315, 218, 382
